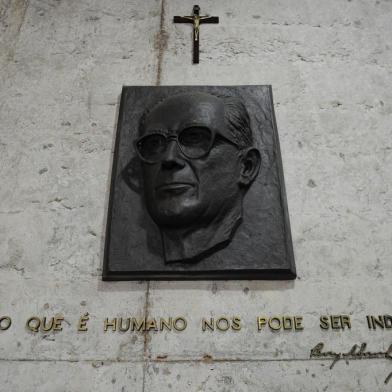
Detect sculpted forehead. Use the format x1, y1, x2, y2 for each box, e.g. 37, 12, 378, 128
142, 93, 225, 133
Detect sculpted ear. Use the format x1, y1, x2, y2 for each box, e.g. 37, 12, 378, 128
239, 147, 261, 187
122, 157, 143, 194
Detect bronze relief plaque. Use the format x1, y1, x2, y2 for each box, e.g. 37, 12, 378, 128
103, 86, 296, 280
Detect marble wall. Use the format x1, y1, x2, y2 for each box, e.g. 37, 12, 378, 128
0, 0, 391, 390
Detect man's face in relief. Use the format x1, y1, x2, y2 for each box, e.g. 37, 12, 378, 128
135, 93, 245, 229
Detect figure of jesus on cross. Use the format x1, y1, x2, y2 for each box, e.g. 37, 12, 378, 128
173, 5, 219, 64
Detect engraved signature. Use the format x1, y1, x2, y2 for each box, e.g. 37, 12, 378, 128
310, 342, 392, 384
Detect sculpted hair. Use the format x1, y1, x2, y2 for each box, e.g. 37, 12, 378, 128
219, 95, 253, 148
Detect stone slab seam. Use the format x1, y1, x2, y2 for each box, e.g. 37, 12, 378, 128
0, 0, 29, 72
155, 0, 167, 86
141, 281, 151, 392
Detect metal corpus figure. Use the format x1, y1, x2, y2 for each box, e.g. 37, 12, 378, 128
173, 5, 219, 64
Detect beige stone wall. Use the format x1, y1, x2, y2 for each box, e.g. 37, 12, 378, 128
0, 0, 391, 390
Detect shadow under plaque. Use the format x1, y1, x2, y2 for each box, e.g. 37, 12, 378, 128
103, 86, 296, 280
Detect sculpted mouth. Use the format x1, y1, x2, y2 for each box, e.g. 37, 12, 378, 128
156, 182, 195, 194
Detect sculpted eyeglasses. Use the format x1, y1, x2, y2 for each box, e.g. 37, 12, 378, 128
134, 126, 238, 164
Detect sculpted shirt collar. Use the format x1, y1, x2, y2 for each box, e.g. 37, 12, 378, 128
159, 200, 243, 263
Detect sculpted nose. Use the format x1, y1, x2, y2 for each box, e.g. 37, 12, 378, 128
161, 139, 185, 169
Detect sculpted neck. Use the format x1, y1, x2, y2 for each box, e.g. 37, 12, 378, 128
160, 200, 243, 263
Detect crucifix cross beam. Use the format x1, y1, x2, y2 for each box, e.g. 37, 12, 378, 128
173, 5, 219, 64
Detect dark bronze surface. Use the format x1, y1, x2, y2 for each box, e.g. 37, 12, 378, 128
173, 5, 219, 64
103, 86, 296, 280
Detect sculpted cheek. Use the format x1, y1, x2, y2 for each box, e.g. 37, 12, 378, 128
207, 151, 241, 181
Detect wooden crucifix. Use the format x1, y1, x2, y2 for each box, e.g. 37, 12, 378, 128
173, 5, 219, 64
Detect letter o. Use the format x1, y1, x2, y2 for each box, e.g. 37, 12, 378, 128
269, 317, 282, 331
173, 317, 187, 331
216, 317, 230, 331
0, 317, 12, 331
